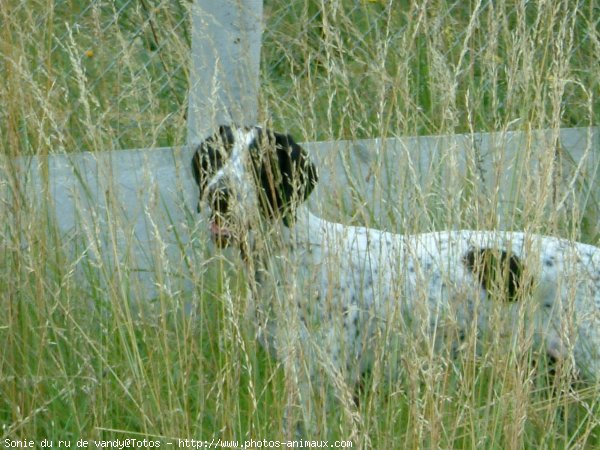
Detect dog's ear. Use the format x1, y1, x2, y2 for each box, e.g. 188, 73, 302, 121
252, 130, 318, 226
191, 125, 235, 212
463, 247, 530, 302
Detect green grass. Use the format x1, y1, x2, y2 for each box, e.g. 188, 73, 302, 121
2, 0, 600, 448
262, 0, 599, 140
1, 0, 190, 155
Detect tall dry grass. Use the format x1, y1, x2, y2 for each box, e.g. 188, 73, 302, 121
1, 0, 599, 448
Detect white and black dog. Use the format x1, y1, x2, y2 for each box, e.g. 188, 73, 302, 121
192, 125, 600, 423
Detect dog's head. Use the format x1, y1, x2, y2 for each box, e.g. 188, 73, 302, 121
191, 125, 318, 247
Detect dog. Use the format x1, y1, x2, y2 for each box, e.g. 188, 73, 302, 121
192, 125, 600, 428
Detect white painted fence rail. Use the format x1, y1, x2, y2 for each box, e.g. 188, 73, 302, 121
308, 127, 600, 231
2, 127, 598, 301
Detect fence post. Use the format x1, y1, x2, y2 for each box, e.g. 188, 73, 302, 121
187, 0, 264, 146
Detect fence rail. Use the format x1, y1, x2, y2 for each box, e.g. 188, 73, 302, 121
2, 126, 598, 300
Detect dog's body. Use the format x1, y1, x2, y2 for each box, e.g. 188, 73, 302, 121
192, 126, 600, 420
260, 204, 600, 382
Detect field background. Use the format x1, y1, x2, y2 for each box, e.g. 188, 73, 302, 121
1, 0, 600, 448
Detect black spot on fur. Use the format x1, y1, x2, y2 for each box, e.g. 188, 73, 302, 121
249, 128, 318, 227
544, 257, 555, 268
364, 273, 373, 289
191, 125, 236, 212
463, 247, 528, 302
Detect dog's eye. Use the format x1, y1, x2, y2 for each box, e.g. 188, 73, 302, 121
193, 144, 223, 194
192, 127, 235, 195
201, 137, 232, 174
202, 146, 222, 173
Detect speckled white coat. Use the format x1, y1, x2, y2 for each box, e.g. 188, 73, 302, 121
192, 126, 600, 401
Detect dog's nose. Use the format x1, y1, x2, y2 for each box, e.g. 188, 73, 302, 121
208, 186, 230, 214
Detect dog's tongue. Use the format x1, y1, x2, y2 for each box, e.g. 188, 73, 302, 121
210, 220, 232, 238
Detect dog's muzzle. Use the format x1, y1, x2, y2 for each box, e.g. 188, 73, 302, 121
205, 186, 236, 248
